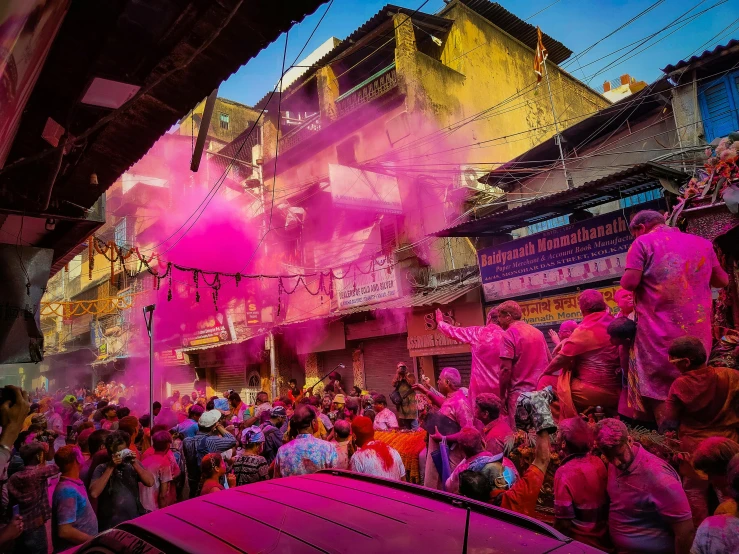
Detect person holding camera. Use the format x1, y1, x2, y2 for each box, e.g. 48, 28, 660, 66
391, 363, 417, 430
89, 431, 155, 531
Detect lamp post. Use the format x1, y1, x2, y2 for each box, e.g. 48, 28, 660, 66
143, 305, 155, 434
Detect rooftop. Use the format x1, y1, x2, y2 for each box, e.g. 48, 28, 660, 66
661, 38, 739, 75
437, 162, 686, 237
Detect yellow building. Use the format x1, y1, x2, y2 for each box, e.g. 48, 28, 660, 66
231, 0, 609, 399
177, 96, 261, 150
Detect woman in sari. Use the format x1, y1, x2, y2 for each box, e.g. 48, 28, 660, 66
540, 290, 621, 419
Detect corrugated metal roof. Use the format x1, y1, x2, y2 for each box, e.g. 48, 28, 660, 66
116, 471, 570, 553
448, 0, 572, 64
437, 162, 685, 237
662, 39, 739, 74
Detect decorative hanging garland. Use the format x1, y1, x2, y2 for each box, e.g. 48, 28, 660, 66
86, 235, 394, 312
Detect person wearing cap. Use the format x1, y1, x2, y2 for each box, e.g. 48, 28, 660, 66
324, 371, 344, 395
350, 416, 405, 480
171, 404, 204, 439
232, 426, 269, 486
260, 406, 286, 464
329, 394, 347, 424
372, 395, 399, 431
182, 409, 236, 498
274, 405, 337, 478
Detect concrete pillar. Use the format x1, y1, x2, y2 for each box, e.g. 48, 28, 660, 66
352, 348, 365, 389
262, 112, 278, 161
317, 65, 340, 123
393, 13, 417, 60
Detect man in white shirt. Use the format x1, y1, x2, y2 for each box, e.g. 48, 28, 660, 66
351, 416, 405, 481
372, 395, 398, 431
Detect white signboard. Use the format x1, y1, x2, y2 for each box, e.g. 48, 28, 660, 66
329, 164, 402, 214
335, 256, 400, 309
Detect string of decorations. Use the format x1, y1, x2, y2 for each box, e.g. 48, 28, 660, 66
40, 290, 147, 317
87, 236, 394, 313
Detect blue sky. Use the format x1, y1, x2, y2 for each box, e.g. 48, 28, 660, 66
218, 0, 737, 106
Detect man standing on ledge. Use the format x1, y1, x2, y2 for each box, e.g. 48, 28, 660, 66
435, 307, 505, 405
620, 210, 728, 425
497, 300, 551, 424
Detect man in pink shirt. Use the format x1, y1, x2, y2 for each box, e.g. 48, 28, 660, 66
435, 308, 505, 405
554, 417, 609, 551
596, 418, 694, 554
620, 210, 728, 425
497, 300, 551, 423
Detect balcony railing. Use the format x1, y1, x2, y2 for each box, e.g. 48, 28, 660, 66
278, 114, 321, 154
336, 63, 398, 118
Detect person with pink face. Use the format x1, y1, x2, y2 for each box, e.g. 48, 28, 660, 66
435, 307, 505, 406
620, 210, 728, 425
614, 288, 634, 320
497, 300, 551, 423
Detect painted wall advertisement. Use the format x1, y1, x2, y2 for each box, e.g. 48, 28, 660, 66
335, 256, 399, 309
478, 212, 633, 301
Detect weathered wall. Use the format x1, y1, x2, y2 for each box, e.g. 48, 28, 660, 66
506, 107, 680, 204
671, 74, 704, 148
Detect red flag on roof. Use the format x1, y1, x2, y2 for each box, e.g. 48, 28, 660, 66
534, 27, 548, 83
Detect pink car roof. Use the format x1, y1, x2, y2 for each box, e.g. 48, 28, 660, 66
120, 471, 598, 553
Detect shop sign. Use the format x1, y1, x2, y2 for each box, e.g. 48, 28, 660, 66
182, 313, 233, 348
406, 291, 483, 356
478, 212, 632, 300
335, 256, 399, 309
155, 349, 187, 366
510, 286, 621, 327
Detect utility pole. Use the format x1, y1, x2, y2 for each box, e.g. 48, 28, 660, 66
543, 60, 571, 188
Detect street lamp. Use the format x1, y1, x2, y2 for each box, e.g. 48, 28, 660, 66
142, 304, 155, 434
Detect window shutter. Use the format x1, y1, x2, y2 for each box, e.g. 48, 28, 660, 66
699, 76, 739, 141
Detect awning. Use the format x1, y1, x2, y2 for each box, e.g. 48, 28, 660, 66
180, 328, 267, 353
436, 163, 685, 237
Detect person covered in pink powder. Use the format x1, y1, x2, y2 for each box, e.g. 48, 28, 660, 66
596, 418, 694, 554
435, 307, 505, 405
497, 300, 551, 423
553, 417, 610, 551
620, 210, 728, 425
691, 453, 739, 554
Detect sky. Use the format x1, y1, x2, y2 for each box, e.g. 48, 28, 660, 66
218, 0, 737, 107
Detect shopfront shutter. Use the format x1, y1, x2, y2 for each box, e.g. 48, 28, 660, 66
362, 335, 410, 413
162, 365, 196, 398
434, 352, 473, 388
320, 349, 355, 391
212, 365, 248, 396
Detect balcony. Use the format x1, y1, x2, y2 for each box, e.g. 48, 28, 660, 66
278, 113, 321, 155
336, 63, 398, 118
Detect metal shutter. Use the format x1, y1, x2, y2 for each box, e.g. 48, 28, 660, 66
362, 335, 410, 413
434, 352, 473, 388
163, 365, 196, 398
212, 365, 248, 395
320, 349, 355, 391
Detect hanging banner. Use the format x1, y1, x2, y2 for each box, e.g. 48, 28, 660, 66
155, 349, 187, 366
181, 313, 233, 348
478, 211, 632, 300
329, 164, 403, 214
335, 256, 399, 309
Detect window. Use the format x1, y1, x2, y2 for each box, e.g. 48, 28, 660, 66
527, 215, 569, 235
219, 112, 230, 130
618, 187, 663, 208
698, 70, 739, 142
114, 218, 130, 249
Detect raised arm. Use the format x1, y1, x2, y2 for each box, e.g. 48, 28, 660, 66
435, 309, 480, 344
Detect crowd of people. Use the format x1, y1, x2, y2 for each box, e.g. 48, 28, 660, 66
0, 208, 736, 553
